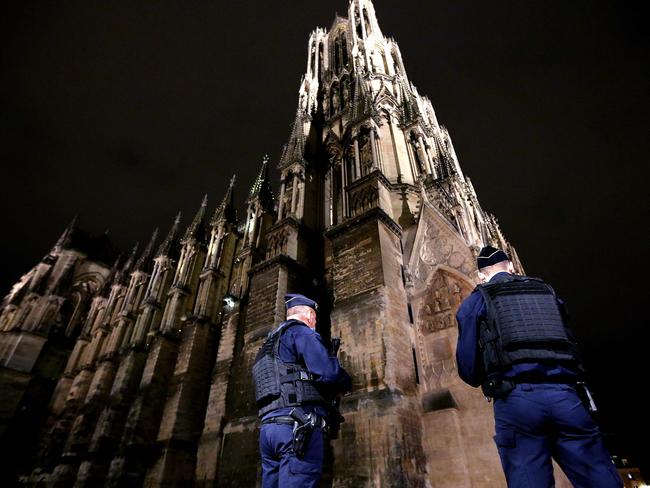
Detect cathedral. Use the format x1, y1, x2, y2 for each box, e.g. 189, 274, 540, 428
0, 1, 526, 486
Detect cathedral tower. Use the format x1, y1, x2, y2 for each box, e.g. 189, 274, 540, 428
1, 1, 526, 486
204, 1, 521, 485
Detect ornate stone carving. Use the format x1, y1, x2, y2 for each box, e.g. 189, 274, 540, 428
331, 88, 340, 113
358, 131, 373, 176
418, 273, 455, 334
349, 185, 378, 217
266, 228, 289, 259
410, 205, 476, 289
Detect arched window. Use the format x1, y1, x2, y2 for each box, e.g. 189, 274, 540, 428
318, 42, 324, 79
391, 48, 400, 74
382, 51, 390, 74
410, 132, 425, 172
283, 176, 294, 216
340, 35, 349, 68
363, 8, 372, 35
345, 148, 356, 182
334, 39, 341, 73
340, 77, 349, 109
310, 42, 316, 76
330, 83, 340, 116
358, 129, 373, 176
332, 164, 344, 224
355, 7, 363, 38
64, 291, 85, 337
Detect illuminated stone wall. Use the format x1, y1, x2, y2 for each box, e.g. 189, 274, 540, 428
1, 1, 527, 486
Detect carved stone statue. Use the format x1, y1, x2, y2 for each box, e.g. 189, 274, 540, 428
369, 51, 378, 72
332, 90, 340, 113
323, 95, 329, 114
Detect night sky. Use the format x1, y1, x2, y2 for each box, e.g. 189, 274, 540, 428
1, 0, 648, 473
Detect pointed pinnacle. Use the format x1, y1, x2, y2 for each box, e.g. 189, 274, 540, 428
69, 215, 78, 230
135, 228, 158, 271
249, 155, 271, 200
110, 255, 123, 273
115, 242, 139, 284
279, 110, 307, 169
212, 174, 237, 225
148, 228, 159, 249
123, 242, 140, 271
54, 215, 78, 250
183, 195, 209, 241
223, 174, 237, 203
101, 254, 122, 296
157, 213, 182, 257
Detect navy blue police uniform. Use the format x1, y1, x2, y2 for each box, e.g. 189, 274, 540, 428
253, 294, 351, 488
456, 247, 622, 488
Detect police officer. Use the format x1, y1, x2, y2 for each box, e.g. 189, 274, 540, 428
253, 293, 351, 488
455, 246, 622, 488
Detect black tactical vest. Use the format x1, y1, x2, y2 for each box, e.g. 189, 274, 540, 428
476, 274, 580, 375
252, 321, 327, 417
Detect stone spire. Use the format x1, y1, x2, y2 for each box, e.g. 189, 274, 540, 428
248, 155, 274, 210
182, 195, 208, 243
400, 82, 421, 126
52, 215, 77, 252
116, 242, 139, 284
211, 175, 237, 226
433, 132, 454, 178
156, 212, 182, 258
134, 228, 158, 272
99, 255, 122, 297
350, 71, 376, 121
279, 110, 307, 169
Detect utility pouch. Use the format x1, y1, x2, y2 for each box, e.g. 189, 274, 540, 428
481, 377, 515, 400
289, 408, 315, 458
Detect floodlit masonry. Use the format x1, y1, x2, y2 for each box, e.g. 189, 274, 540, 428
0, 1, 534, 486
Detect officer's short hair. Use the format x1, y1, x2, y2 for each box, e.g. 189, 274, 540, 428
287, 305, 315, 317
479, 260, 511, 274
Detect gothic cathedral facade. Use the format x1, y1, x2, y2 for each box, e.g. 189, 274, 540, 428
1, 1, 524, 486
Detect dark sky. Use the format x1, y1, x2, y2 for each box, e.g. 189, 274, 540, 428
2, 0, 648, 473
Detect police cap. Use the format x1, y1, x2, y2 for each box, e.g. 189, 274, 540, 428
477, 246, 509, 270
284, 293, 318, 312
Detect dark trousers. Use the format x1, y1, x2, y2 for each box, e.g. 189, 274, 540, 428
494, 383, 623, 488
259, 422, 324, 488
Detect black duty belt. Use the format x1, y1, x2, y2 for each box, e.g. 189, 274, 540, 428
510, 376, 578, 385
261, 416, 295, 426
261, 415, 327, 429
